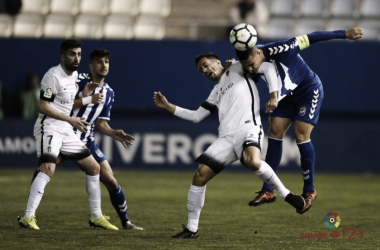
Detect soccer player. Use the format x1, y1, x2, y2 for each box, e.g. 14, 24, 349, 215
18, 39, 118, 230
153, 52, 306, 239
70, 49, 143, 230
234, 27, 364, 213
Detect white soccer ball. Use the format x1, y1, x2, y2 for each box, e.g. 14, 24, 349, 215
229, 23, 257, 51
329, 217, 336, 224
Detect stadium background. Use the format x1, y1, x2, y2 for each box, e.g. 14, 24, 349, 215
0, 0, 379, 173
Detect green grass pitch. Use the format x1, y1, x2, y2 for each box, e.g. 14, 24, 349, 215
0, 169, 379, 249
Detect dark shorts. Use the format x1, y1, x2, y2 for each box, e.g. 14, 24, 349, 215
270, 74, 324, 125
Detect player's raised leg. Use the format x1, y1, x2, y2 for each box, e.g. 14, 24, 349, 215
99, 160, 143, 230
243, 145, 305, 211
251, 117, 292, 207
75, 155, 118, 230
172, 164, 216, 239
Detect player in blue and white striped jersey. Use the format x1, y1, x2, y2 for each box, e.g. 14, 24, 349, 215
235, 27, 364, 214
71, 49, 143, 230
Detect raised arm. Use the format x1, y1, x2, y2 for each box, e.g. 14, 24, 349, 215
296, 27, 364, 50
153, 91, 212, 123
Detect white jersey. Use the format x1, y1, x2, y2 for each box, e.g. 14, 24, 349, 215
205, 61, 261, 137
36, 64, 78, 129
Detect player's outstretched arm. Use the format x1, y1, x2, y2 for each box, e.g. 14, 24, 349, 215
346, 27, 364, 40
96, 119, 134, 148
38, 99, 89, 132
153, 91, 176, 114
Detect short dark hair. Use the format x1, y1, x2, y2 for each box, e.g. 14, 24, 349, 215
235, 47, 255, 61
60, 38, 82, 55
89, 49, 111, 62
194, 52, 220, 67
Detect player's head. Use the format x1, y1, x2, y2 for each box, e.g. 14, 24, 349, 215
235, 46, 260, 73
60, 38, 82, 73
89, 49, 111, 78
195, 52, 224, 82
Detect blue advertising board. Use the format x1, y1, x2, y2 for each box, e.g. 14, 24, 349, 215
1, 115, 379, 173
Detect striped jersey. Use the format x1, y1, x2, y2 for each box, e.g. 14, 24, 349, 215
204, 61, 261, 137
71, 73, 115, 145
36, 64, 78, 129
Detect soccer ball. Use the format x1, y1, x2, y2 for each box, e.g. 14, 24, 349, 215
329, 217, 336, 223
229, 23, 257, 51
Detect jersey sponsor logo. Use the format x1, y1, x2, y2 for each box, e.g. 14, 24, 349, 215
43, 87, 53, 98
60, 100, 74, 105
216, 82, 234, 104
300, 106, 306, 116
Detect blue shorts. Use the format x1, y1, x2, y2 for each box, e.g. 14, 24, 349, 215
86, 140, 107, 163
270, 74, 324, 125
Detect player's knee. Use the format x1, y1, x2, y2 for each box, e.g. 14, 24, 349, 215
268, 128, 285, 139
244, 156, 261, 171
83, 161, 100, 175
40, 163, 56, 177
193, 169, 209, 186
294, 132, 309, 143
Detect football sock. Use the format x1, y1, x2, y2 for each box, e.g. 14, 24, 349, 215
297, 140, 315, 192
254, 161, 290, 199
109, 185, 129, 223
187, 184, 206, 233
31, 167, 40, 185
262, 137, 283, 191
85, 174, 102, 219
24, 172, 50, 218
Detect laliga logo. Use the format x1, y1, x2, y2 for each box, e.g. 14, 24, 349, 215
324, 212, 341, 229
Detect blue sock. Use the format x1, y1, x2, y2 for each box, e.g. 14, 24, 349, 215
297, 140, 315, 192
109, 185, 129, 223
262, 138, 283, 191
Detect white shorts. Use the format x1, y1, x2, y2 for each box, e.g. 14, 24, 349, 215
34, 122, 91, 165
196, 127, 263, 173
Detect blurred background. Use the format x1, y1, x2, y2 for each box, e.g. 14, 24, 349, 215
0, 0, 379, 172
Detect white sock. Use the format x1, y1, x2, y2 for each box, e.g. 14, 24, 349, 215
85, 174, 102, 219
187, 185, 206, 232
254, 161, 290, 199
24, 172, 50, 218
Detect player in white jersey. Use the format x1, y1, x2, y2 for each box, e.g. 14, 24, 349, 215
18, 39, 118, 230
67, 49, 142, 230
153, 52, 307, 239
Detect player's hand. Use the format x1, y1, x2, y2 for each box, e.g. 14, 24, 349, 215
83, 82, 100, 97
346, 27, 364, 40
153, 91, 170, 109
265, 97, 278, 113
224, 58, 235, 70
68, 117, 89, 132
91, 93, 104, 104
112, 129, 135, 148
